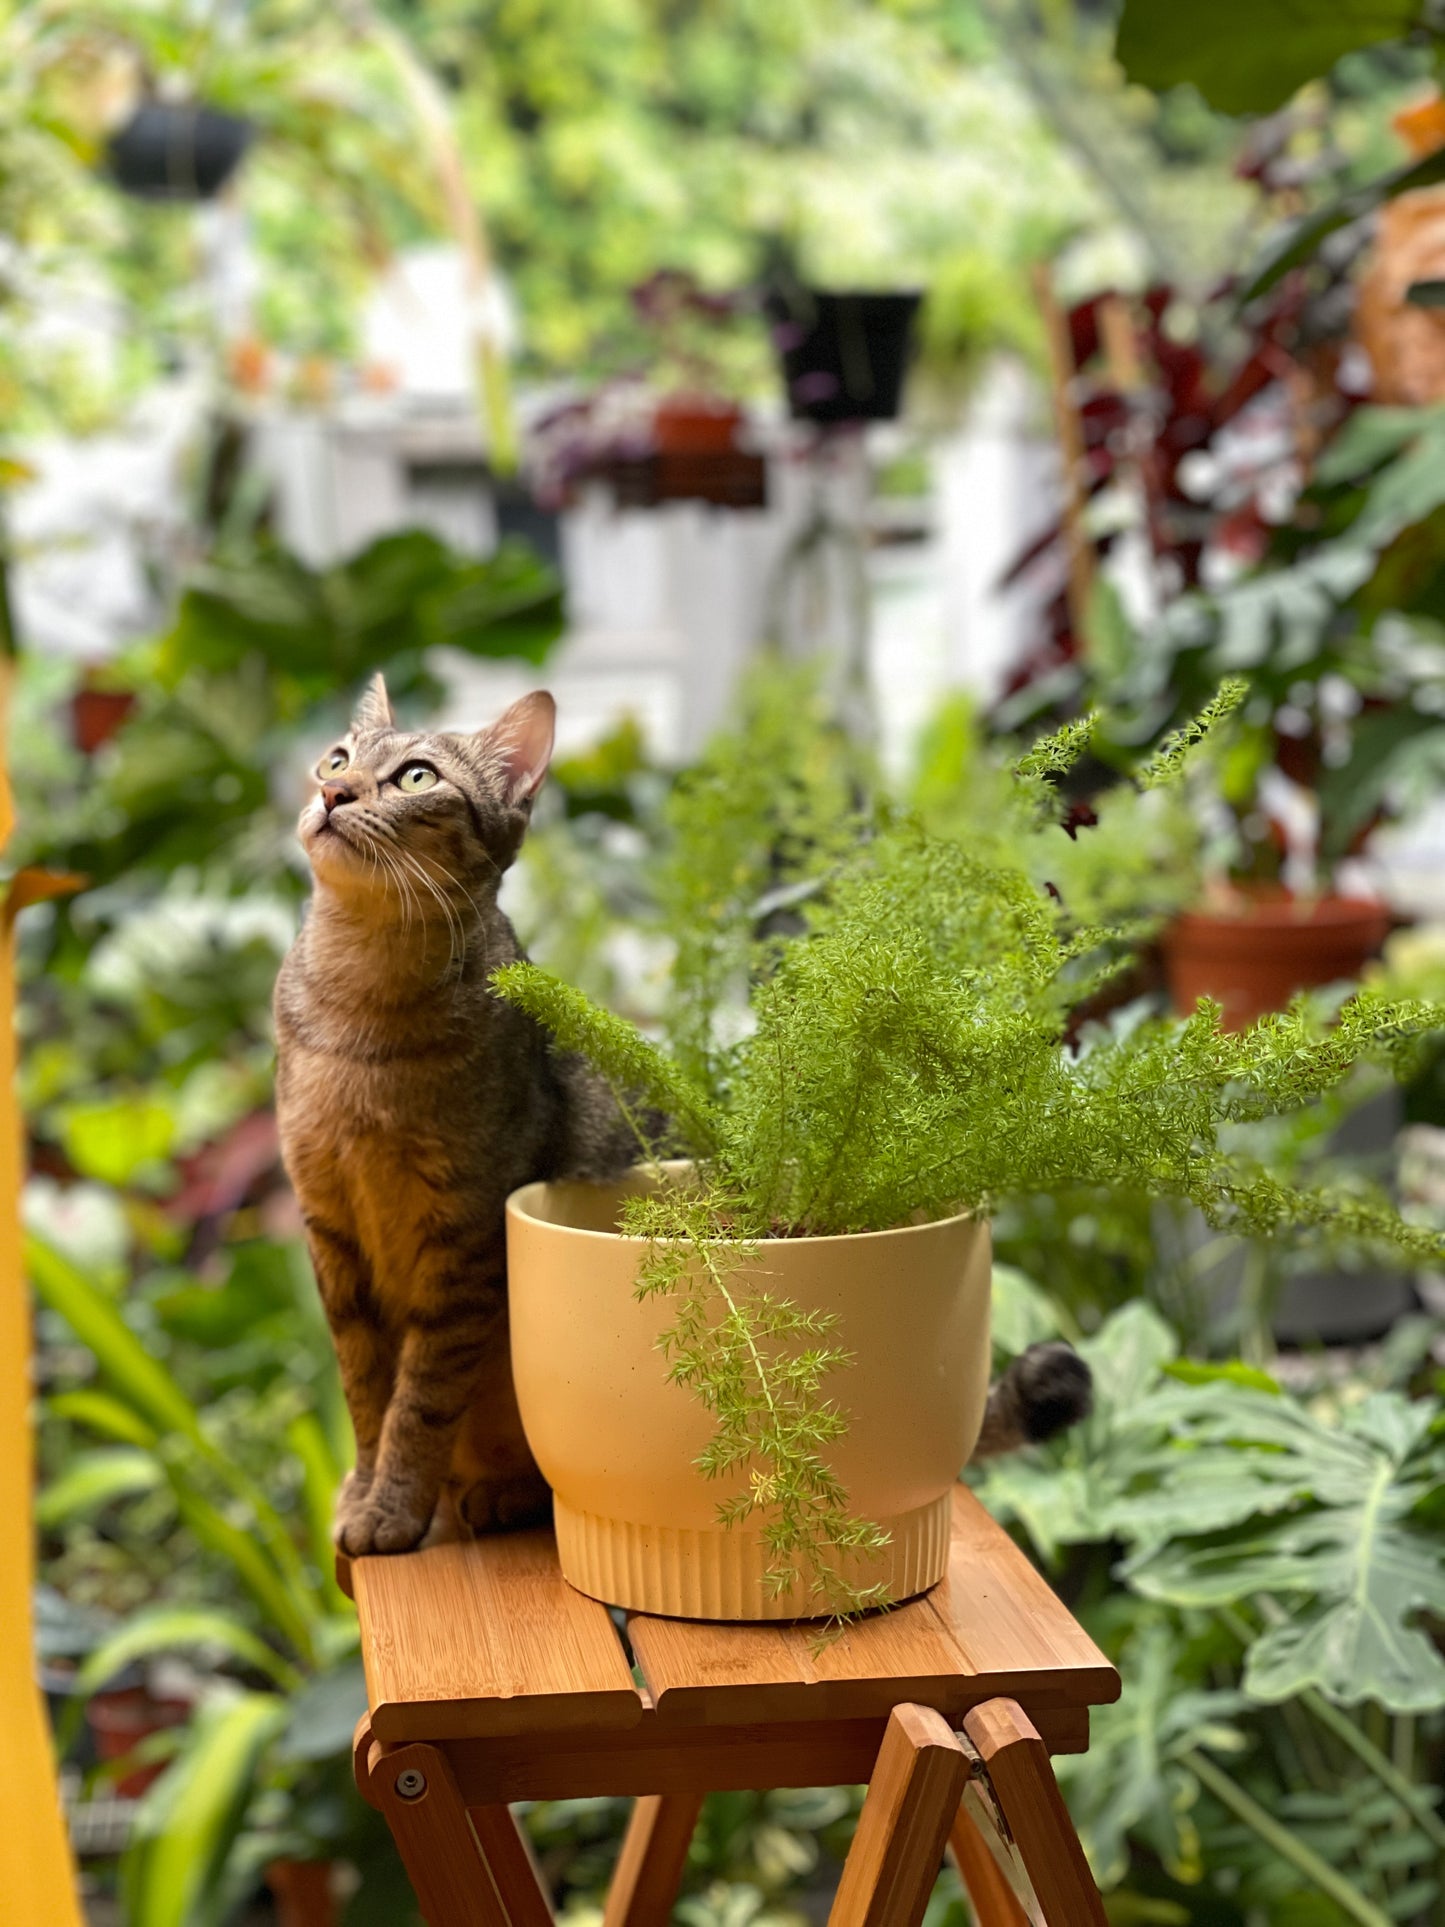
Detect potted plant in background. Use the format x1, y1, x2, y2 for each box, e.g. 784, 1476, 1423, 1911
494, 668, 1444, 1620
992, 239, 1445, 1025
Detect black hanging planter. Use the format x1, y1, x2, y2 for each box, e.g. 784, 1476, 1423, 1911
107, 102, 253, 202
765, 289, 922, 424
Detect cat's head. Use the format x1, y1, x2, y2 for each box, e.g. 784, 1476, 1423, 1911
297, 675, 554, 902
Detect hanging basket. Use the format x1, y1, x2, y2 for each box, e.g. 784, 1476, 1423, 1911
107, 102, 253, 202
765, 289, 922, 424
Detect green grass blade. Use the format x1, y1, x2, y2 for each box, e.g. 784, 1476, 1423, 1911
285, 1412, 351, 1614
47, 1389, 160, 1449
36, 1448, 163, 1528
120, 1692, 287, 1927
28, 1236, 200, 1440
171, 1489, 317, 1667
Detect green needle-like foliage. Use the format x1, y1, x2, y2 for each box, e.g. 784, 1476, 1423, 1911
494, 673, 1445, 1612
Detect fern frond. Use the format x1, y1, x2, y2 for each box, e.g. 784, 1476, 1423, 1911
1134, 677, 1249, 789
491, 962, 720, 1155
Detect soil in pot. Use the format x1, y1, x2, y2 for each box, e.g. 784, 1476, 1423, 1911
506, 1168, 991, 1621
1161, 888, 1392, 1030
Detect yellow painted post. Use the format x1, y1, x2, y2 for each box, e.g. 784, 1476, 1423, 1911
0, 643, 83, 1919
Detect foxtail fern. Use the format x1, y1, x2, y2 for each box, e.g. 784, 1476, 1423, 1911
494, 678, 1445, 1613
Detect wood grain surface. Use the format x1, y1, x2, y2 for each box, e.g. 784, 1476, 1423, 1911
601, 1795, 704, 1927
826, 1705, 971, 1927
626, 1488, 1118, 1726
353, 1527, 643, 1742
963, 1698, 1108, 1926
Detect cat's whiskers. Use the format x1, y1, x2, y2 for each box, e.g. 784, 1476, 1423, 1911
393, 844, 467, 984
354, 821, 420, 944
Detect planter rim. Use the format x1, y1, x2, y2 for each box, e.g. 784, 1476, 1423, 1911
1167, 891, 1390, 935
506, 1170, 974, 1251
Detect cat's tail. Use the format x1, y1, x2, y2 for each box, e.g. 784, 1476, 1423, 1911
969, 1341, 1092, 1460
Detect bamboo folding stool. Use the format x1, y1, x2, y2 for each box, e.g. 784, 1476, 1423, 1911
341, 1486, 1120, 1926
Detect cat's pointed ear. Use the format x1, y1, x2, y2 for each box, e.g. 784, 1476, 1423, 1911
352, 672, 395, 733
480, 691, 556, 809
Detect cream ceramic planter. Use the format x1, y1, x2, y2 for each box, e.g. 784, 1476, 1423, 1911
505, 1169, 992, 1620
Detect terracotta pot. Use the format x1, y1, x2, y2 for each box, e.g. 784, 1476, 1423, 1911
266, 1859, 338, 1927
506, 1169, 991, 1620
1161, 890, 1392, 1030
651, 394, 744, 454
86, 1687, 191, 1797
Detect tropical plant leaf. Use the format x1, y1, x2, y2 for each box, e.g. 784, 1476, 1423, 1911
120, 1692, 287, 1927
74, 1609, 302, 1699
1240, 144, 1445, 302
29, 1237, 201, 1440
274, 1657, 369, 1763
1115, 0, 1420, 115
1122, 1389, 1445, 1711
170, 1491, 318, 1666
31, 1236, 325, 1655
35, 1447, 163, 1528
1055, 1616, 1247, 1888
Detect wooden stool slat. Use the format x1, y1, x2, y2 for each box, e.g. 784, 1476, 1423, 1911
949, 1793, 1038, 1926
601, 1795, 704, 1927
627, 1490, 1117, 1726
354, 1528, 642, 1743
826, 1705, 971, 1927
962, 1699, 1108, 1927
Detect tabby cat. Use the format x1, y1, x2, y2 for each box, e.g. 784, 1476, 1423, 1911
275, 676, 1089, 1557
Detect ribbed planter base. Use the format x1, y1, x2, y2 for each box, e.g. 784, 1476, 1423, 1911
554, 1491, 952, 1620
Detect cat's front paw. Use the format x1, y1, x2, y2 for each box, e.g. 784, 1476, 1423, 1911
336, 1482, 435, 1556
331, 1469, 373, 1547
460, 1467, 553, 1534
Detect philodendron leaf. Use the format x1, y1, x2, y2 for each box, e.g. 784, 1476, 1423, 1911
1055, 1616, 1248, 1888
1122, 1389, 1445, 1712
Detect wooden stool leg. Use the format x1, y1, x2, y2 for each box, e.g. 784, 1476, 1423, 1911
371, 1741, 552, 1927
828, 1704, 971, 1927
603, 1794, 703, 1927
948, 1795, 1032, 1926
962, 1699, 1105, 1927
472, 1805, 555, 1927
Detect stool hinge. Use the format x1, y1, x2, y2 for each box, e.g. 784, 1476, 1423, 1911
955, 1726, 1014, 1848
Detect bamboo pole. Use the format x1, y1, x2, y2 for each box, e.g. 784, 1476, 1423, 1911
0, 592, 84, 1923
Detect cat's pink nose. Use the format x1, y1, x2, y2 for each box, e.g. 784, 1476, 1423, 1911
321, 781, 356, 814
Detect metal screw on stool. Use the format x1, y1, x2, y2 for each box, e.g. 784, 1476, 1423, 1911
395, 1767, 427, 1800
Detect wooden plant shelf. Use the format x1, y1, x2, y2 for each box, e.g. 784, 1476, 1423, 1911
342, 1484, 1120, 1925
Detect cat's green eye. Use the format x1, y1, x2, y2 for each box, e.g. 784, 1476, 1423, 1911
398, 765, 439, 793
319, 749, 349, 776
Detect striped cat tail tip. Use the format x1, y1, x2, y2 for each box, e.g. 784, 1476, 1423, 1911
970, 1341, 1092, 1461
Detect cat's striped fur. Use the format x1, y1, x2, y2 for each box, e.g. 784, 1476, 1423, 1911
275, 678, 1090, 1558
275, 679, 636, 1555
